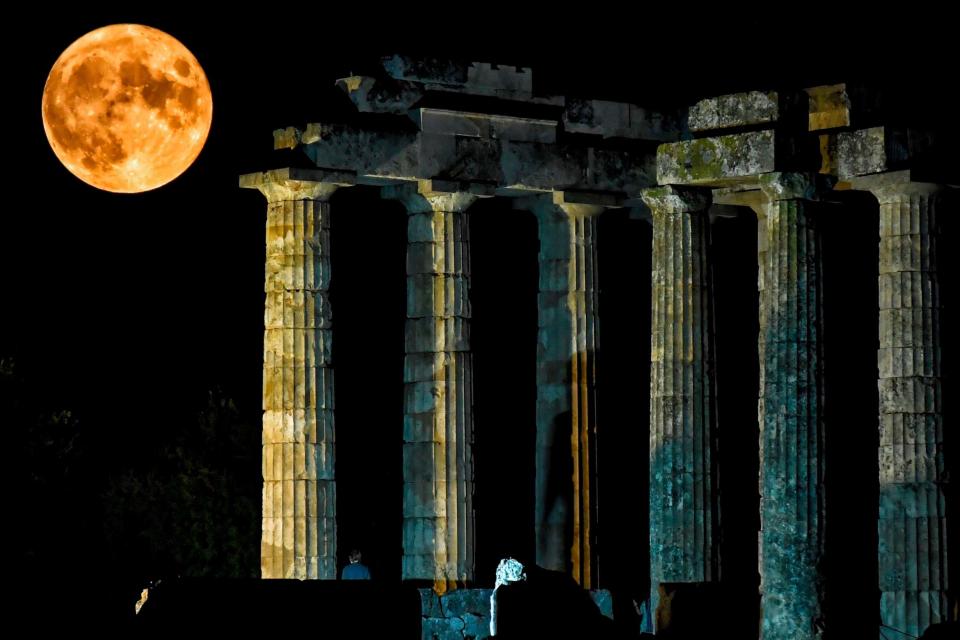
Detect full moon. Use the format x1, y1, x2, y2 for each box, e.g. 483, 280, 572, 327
42, 24, 212, 193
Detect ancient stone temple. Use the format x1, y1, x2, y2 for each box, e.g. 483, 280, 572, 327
241, 56, 955, 639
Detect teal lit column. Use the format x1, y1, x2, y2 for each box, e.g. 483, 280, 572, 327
758, 173, 826, 640
641, 186, 719, 622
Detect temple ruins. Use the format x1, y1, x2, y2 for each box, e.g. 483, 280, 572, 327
241, 55, 955, 639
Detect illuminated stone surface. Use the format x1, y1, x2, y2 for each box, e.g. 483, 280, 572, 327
385, 180, 477, 592
688, 90, 780, 132
848, 172, 951, 637
757, 172, 826, 640
640, 186, 718, 624
240, 168, 339, 580
242, 56, 956, 635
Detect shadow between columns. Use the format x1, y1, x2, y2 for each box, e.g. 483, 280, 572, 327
820, 191, 880, 637
329, 188, 407, 583
937, 190, 959, 623
596, 208, 652, 631
711, 210, 761, 638
470, 199, 539, 586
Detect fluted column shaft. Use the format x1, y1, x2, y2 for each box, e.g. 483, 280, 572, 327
758, 173, 826, 640
527, 194, 602, 588
872, 181, 949, 636
385, 181, 477, 593
641, 187, 718, 616
241, 170, 339, 580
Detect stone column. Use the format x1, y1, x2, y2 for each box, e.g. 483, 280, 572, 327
757, 173, 826, 639
240, 168, 340, 580
640, 186, 718, 616
521, 192, 602, 588
865, 177, 950, 636
384, 180, 477, 593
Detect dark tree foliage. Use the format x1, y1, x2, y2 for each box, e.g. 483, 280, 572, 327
4, 357, 99, 577
6, 356, 260, 583
103, 389, 260, 579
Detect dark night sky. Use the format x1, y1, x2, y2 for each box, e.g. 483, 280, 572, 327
6, 6, 957, 629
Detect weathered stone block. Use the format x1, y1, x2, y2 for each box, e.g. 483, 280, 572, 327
657, 130, 775, 186
879, 413, 942, 446
878, 346, 939, 379
878, 376, 940, 414
564, 98, 683, 141
879, 443, 942, 484
421, 616, 464, 640
442, 588, 493, 617
879, 308, 939, 348
412, 108, 557, 144
406, 275, 471, 319
806, 84, 851, 131
879, 484, 946, 519
878, 272, 939, 310
403, 441, 447, 476
879, 233, 935, 273
688, 91, 779, 132
462, 611, 491, 639
835, 127, 935, 178
419, 588, 444, 618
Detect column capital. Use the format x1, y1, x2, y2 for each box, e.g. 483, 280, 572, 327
383, 179, 488, 214
640, 185, 711, 214
759, 172, 834, 201
513, 191, 610, 218
712, 187, 769, 218
844, 170, 948, 204
240, 168, 349, 203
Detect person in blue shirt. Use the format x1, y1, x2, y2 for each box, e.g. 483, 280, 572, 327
341, 549, 371, 580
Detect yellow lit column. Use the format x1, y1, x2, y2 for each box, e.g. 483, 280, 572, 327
241, 168, 340, 580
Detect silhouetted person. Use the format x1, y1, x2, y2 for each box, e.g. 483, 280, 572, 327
340, 549, 371, 580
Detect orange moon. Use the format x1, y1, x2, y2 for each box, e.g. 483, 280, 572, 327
42, 24, 212, 193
